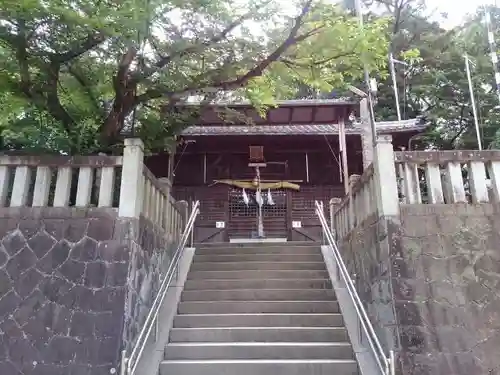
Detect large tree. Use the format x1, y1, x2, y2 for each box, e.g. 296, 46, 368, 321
0, 0, 389, 154
364, 0, 500, 150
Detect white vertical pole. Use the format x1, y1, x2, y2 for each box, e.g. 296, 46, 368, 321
203, 153, 207, 184
305, 153, 310, 183
389, 53, 402, 122
354, 0, 377, 146
464, 54, 483, 150
484, 8, 500, 106
339, 119, 349, 195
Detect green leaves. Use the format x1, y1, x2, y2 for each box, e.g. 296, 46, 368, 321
1, 0, 389, 153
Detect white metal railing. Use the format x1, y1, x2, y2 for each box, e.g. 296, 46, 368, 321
315, 200, 395, 375
121, 200, 200, 375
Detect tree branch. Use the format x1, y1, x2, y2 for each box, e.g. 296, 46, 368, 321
52, 32, 107, 64
136, 0, 315, 104
280, 50, 357, 68
0, 24, 18, 47
15, 20, 31, 94
66, 65, 102, 112
45, 60, 75, 133
133, 2, 272, 82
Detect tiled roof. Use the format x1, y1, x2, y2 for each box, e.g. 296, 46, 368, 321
181, 118, 428, 136
178, 98, 356, 107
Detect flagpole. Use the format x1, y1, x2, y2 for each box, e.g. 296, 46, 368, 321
484, 8, 500, 106
354, 0, 377, 146
464, 54, 483, 150
389, 53, 402, 122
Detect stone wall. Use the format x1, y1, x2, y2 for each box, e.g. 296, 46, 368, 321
343, 204, 500, 375
396, 204, 500, 375
120, 216, 176, 353
0, 208, 175, 375
339, 213, 399, 353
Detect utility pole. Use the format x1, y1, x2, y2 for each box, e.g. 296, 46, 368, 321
464, 54, 483, 150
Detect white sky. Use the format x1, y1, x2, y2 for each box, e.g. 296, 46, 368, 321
431, 0, 495, 28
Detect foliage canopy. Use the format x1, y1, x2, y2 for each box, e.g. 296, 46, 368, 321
0, 0, 390, 154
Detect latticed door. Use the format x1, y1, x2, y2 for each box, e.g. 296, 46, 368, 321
228, 188, 287, 239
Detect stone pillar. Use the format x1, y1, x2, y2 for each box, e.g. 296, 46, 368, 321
118, 138, 144, 218
158, 177, 172, 199
175, 200, 189, 228
360, 98, 374, 169
329, 197, 342, 239
348, 174, 361, 229
373, 135, 399, 217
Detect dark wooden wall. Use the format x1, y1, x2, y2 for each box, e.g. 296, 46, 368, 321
144, 133, 410, 242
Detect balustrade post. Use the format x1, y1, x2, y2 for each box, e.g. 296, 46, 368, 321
348, 174, 361, 229
329, 197, 342, 240
360, 99, 374, 169
118, 138, 144, 218
373, 135, 399, 216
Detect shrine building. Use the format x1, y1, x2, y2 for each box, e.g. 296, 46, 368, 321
145, 99, 427, 243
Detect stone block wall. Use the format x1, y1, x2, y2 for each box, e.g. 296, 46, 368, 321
343, 204, 500, 375
396, 204, 500, 375
120, 216, 175, 354
339, 213, 399, 353
0, 208, 174, 375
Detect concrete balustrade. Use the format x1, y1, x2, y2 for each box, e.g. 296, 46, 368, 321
330, 135, 399, 241
0, 138, 185, 235
394, 150, 500, 204
0, 155, 123, 208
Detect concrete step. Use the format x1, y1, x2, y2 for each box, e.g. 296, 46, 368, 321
169, 327, 349, 343
190, 261, 326, 271
193, 253, 324, 263
183, 278, 332, 290
160, 359, 358, 375
195, 241, 317, 249
173, 313, 344, 328
178, 300, 340, 314
181, 289, 336, 302
187, 269, 329, 280
164, 342, 354, 360
194, 245, 321, 255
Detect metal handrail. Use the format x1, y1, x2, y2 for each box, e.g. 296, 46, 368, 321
315, 200, 395, 375
121, 200, 200, 375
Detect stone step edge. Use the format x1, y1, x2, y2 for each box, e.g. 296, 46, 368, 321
175, 313, 342, 317
161, 359, 357, 364
166, 342, 351, 347
170, 327, 347, 331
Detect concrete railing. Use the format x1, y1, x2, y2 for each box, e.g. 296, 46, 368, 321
330, 164, 377, 239
330, 135, 399, 241
142, 166, 183, 241
394, 150, 500, 204
331, 140, 500, 240
0, 154, 123, 208
0, 138, 184, 232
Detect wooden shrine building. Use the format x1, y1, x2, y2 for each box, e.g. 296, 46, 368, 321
146, 99, 427, 243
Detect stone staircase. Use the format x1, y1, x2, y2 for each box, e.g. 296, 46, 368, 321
160, 242, 359, 375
